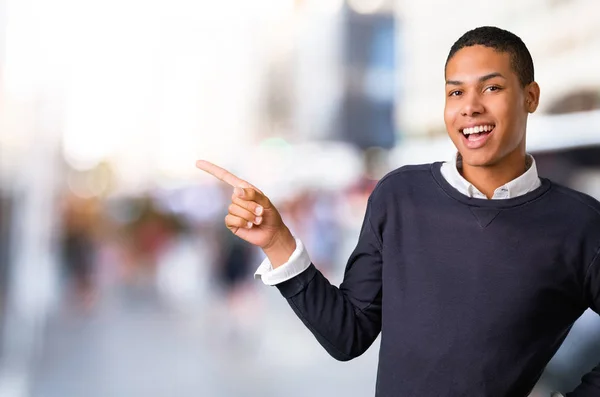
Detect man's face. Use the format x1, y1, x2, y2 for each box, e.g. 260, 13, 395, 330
444, 45, 538, 167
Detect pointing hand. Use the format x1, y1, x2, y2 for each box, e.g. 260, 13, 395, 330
196, 160, 296, 267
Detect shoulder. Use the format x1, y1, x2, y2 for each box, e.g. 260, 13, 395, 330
367, 162, 439, 206
546, 180, 600, 243
374, 163, 436, 192
548, 180, 600, 218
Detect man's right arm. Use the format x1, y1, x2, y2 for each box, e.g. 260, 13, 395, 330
259, 199, 384, 361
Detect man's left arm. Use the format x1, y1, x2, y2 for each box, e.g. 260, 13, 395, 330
566, 248, 600, 397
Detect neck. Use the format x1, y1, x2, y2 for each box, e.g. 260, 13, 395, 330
460, 149, 527, 199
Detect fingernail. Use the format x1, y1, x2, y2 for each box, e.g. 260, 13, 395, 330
255, 216, 262, 225
246, 221, 253, 229
234, 187, 244, 197
255, 206, 263, 216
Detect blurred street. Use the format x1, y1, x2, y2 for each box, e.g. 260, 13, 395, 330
28, 282, 379, 397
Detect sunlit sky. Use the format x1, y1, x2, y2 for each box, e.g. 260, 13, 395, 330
3, 0, 299, 181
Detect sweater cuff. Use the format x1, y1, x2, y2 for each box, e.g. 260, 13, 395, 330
275, 263, 318, 298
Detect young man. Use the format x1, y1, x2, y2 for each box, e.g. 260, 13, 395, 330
197, 26, 600, 397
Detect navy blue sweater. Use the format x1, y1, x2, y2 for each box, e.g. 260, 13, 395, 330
276, 162, 600, 397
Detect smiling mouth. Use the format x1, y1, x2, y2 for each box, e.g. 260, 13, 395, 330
461, 124, 495, 141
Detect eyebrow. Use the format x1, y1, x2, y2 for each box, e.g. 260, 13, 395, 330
446, 72, 505, 86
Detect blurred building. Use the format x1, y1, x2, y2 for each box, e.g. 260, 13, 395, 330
339, 3, 396, 149
264, 0, 396, 150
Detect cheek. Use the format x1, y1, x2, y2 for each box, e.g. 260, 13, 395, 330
443, 104, 456, 128
496, 101, 513, 120
492, 94, 522, 124
497, 103, 522, 135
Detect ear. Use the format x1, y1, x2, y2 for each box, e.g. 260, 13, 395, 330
525, 81, 540, 113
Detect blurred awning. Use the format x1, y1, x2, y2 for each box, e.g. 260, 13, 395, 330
391, 110, 600, 167
526, 110, 600, 152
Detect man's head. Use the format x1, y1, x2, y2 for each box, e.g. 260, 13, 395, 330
443, 26, 540, 168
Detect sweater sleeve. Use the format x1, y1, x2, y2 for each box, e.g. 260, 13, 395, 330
274, 197, 383, 361
567, 248, 600, 397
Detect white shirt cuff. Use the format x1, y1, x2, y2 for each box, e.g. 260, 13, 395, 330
254, 237, 311, 286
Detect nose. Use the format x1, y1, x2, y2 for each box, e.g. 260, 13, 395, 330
461, 92, 485, 117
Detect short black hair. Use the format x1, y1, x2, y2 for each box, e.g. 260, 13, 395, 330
445, 26, 534, 87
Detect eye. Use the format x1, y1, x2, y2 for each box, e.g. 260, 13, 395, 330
448, 90, 462, 97
485, 85, 502, 92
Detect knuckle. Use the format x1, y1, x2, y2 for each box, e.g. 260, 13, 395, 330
226, 215, 240, 227
232, 196, 245, 209
231, 197, 242, 210
239, 198, 252, 212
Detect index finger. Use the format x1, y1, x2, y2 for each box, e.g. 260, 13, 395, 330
196, 160, 257, 191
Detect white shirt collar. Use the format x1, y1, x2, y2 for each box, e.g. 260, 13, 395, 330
440, 153, 542, 199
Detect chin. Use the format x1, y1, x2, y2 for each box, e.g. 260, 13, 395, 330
459, 150, 499, 167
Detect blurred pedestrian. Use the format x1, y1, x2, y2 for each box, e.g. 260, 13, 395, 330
60, 194, 99, 311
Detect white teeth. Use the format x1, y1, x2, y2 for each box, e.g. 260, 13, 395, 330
462, 125, 494, 135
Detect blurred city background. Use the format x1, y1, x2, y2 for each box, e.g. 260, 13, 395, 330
0, 0, 599, 396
